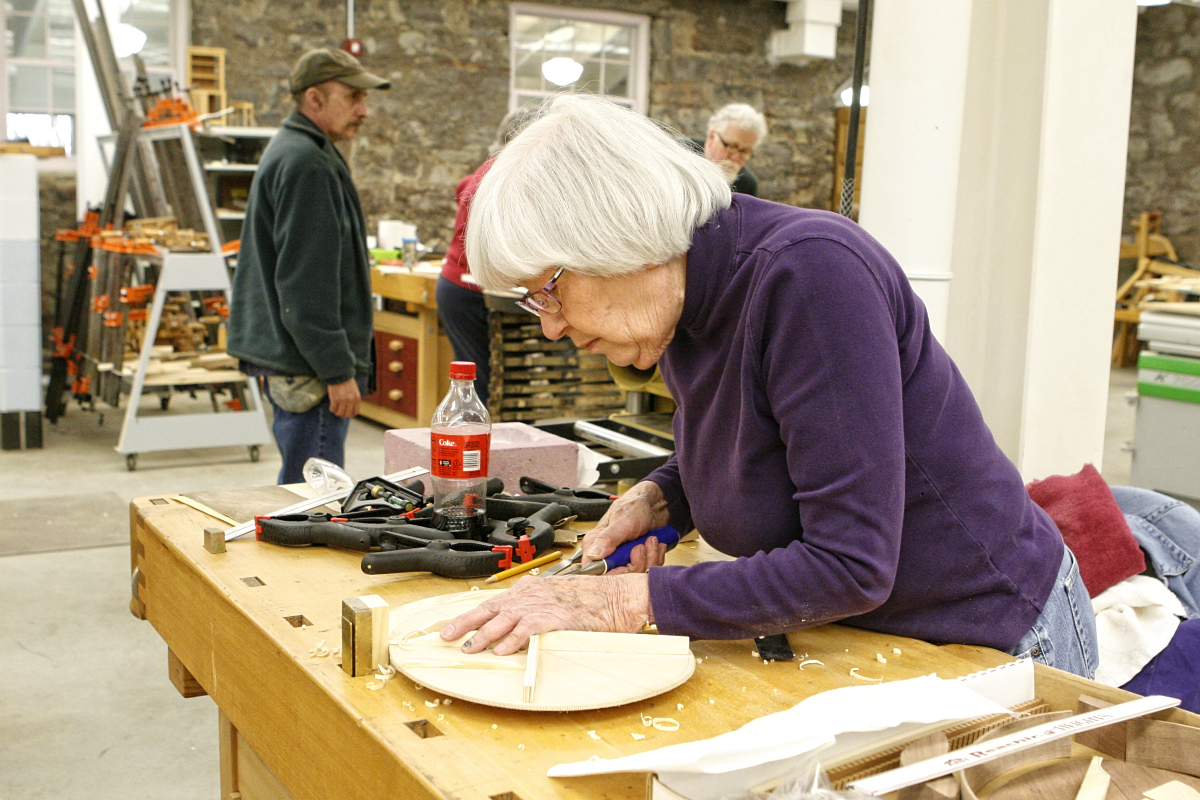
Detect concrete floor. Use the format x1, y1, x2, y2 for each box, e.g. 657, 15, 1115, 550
0, 371, 1139, 798
0, 392, 387, 800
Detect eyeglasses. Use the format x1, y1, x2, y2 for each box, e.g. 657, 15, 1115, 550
715, 131, 753, 158
516, 266, 565, 316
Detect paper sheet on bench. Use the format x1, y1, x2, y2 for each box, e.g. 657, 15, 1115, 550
548, 674, 1014, 799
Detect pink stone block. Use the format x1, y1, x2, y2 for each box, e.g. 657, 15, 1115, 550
383, 422, 579, 494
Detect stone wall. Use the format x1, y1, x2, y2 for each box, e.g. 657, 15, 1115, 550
1125, 4, 1200, 265
191, 0, 863, 252
38, 171, 77, 342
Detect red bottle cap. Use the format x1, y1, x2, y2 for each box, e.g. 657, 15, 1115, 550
449, 361, 476, 380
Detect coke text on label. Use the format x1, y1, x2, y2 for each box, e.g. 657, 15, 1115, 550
430, 432, 491, 479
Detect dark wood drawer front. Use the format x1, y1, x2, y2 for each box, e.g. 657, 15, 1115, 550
370, 331, 418, 417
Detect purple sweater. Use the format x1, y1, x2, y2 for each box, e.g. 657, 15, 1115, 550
646, 195, 1062, 651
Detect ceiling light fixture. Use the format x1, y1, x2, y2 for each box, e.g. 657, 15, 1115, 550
112, 23, 148, 58
542, 57, 583, 86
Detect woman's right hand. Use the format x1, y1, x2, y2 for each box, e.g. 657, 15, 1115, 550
581, 480, 671, 573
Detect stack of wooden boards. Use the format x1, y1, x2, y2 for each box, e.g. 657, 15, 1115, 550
487, 311, 625, 422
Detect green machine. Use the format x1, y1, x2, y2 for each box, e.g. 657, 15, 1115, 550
1132, 350, 1200, 502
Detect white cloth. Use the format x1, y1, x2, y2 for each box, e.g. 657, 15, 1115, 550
1092, 574, 1186, 687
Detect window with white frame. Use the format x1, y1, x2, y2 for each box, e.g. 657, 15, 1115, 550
4, 0, 75, 153
509, 3, 648, 115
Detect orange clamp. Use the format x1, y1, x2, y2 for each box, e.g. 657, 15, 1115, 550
490, 545, 514, 572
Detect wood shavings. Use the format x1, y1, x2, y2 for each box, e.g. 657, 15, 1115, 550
652, 718, 680, 731
632, 733, 646, 740
366, 663, 396, 690
308, 639, 330, 658
424, 699, 441, 707
491, 723, 498, 729
798, 659, 824, 670
849, 667, 883, 683
676, 703, 684, 711
892, 648, 901, 655
709, 699, 715, 704
529, 568, 540, 576
442, 698, 452, 704
641, 713, 654, 727
518, 744, 525, 750
588, 755, 601, 762
471, 585, 481, 591
587, 730, 601, 741
402, 700, 416, 711
876, 653, 888, 664
437, 714, 444, 722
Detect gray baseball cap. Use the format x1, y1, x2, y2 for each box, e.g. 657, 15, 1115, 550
289, 48, 391, 94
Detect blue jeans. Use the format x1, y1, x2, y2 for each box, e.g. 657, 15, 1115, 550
1111, 485, 1200, 619
1006, 546, 1100, 679
436, 276, 491, 405
261, 375, 366, 485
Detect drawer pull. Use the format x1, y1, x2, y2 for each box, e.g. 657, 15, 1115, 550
388, 339, 404, 351
388, 361, 404, 373
388, 389, 404, 401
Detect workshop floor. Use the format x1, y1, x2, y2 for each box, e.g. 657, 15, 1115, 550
0, 370, 1139, 799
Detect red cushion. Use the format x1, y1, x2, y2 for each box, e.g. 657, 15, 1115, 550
1026, 464, 1146, 598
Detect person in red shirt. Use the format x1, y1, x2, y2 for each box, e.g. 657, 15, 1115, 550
436, 112, 527, 405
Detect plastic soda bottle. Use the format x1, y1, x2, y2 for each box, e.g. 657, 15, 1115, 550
430, 361, 491, 538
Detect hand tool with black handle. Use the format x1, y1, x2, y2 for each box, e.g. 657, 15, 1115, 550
340, 477, 427, 514
486, 502, 571, 561
487, 490, 613, 522
565, 526, 681, 576
361, 539, 513, 579
254, 515, 453, 551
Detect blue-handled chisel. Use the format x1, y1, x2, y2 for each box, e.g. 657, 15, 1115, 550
567, 526, 680, 575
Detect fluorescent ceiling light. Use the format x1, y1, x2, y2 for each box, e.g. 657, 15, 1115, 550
112, 23, 148, 57
542, 57, 583, 86
839, 85, 870, 107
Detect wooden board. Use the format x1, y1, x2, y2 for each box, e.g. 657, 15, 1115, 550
984, 758, 1200, 800
389, 590, 695, 711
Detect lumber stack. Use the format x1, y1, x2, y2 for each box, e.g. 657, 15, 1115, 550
487, 312, 625, 422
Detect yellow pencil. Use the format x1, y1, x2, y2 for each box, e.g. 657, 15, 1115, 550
484, 550, 563, 583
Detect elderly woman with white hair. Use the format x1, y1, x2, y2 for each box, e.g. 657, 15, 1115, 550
439, 94, 1099, 679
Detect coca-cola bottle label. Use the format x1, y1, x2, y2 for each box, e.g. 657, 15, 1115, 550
431, 432, 491, 478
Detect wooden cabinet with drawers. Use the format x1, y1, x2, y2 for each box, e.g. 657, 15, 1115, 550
359, 269, 453, 428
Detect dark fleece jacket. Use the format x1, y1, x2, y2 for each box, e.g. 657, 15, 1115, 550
228, 110, 373, 384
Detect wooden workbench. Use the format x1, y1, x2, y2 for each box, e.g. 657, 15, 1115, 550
128, 492, 1197, 800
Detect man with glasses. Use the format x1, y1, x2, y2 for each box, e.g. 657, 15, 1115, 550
686, 103, 767, 197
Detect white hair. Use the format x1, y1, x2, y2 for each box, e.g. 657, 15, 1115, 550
707, 103, 768, 143
464, 93, 731, 291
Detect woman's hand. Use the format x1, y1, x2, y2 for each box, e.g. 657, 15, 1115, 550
582, 480, 672, 574
439, 573, 652, 655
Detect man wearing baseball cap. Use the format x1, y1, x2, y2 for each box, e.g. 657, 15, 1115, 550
228, 48, 390, 484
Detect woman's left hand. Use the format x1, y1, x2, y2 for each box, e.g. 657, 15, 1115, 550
439, 573, 652, 656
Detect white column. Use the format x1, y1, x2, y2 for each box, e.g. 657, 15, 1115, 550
1016, 0, 1138, 480
859, 0, 1137, 481
857, 0, 974, 343
0, 155, 42, 413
